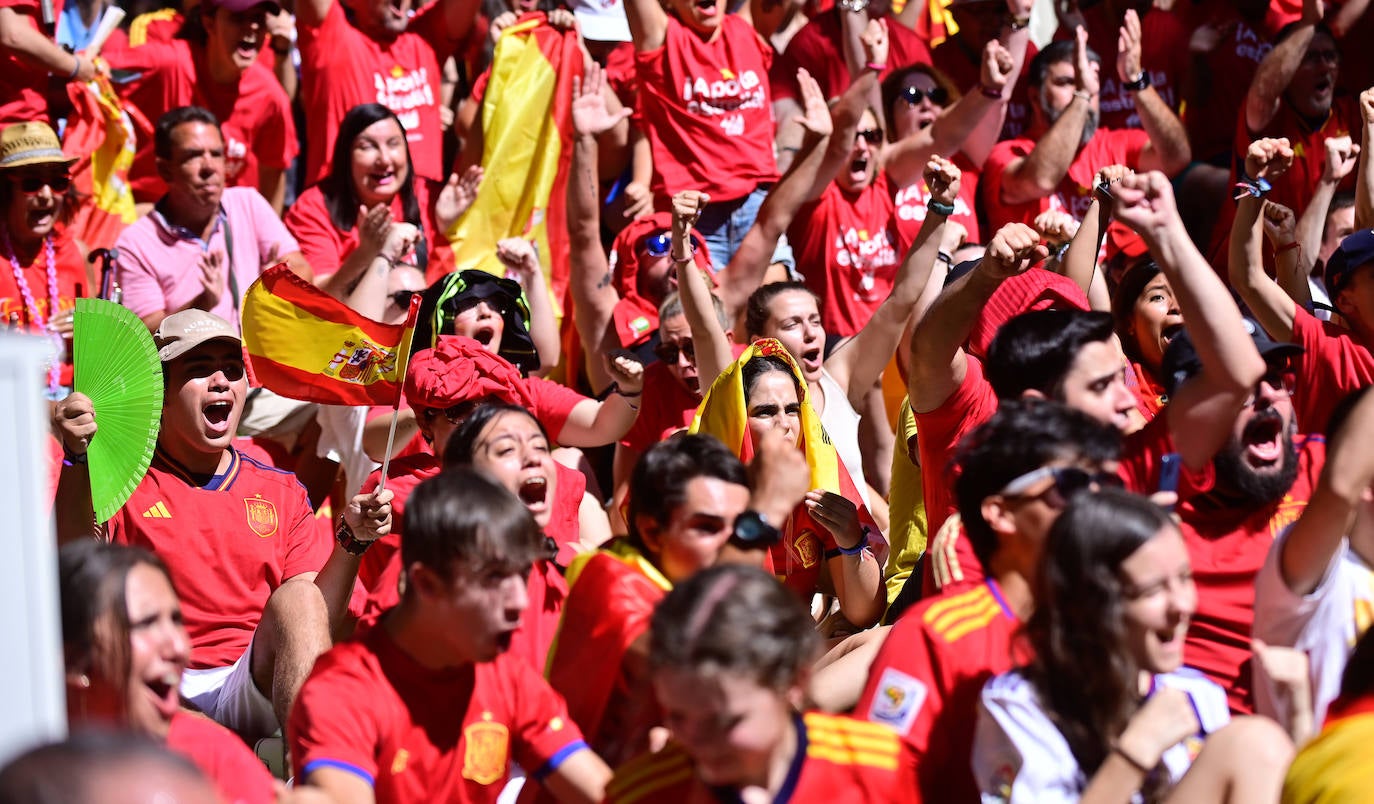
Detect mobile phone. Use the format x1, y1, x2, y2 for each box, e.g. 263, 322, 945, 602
1157, 452, 1181, 510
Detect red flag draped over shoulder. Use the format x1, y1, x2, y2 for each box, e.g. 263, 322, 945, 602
62, 71, 146, 252
241, 265, 418, 406
446, 14, 581, 311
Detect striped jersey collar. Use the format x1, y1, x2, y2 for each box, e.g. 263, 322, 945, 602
153, 445, 241, 491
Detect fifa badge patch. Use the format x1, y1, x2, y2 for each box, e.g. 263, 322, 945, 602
867, 668, 927, 735
244, 495, 279, 538
463, 713, 510, 785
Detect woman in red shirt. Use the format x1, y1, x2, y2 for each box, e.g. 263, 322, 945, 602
284, 103, 481, 296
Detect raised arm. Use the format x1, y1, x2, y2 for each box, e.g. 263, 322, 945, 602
567, 64, 632, 392
1357, 88, 1374, 228
670, 190, 734, 388
803, 20, 890, 204
885, 40, 1014, 187
0, 6, 95, 81
908, 223, 1046, 413
1264, 201, 1313, 313
829, 156, 959, 407
1295, 136, 1357, 272
1059, 165, 1128, 308
52, 393, 99, 545
998, 26, 1096, 206
1122, 10, 1190, 176
1116, 171, 1266, 470
1280, 386, 1374, 595
1228, 139, 1300, 342
495, 238, 560, 375
715, 67, 834, 319
623, 0, 669, 52
1245, 0, 1322, 134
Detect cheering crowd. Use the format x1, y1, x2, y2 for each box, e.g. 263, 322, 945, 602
3, 0, 1374, 800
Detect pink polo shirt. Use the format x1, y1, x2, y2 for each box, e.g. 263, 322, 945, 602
115, 187, 299, 330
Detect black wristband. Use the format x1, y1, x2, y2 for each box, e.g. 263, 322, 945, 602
1123, 71, 1150, 92
335, 518, 373, 556
928, 199, 956, 217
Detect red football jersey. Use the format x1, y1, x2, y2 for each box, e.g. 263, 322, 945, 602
768, 9, 929, 103
606, 712, 906, 803
298, 1, 456, 185
105, 39, 297, 204
107, 447, 327, 669
1179, 434, 1324, 713
1073, 5, 1189, 131
167, 711, 277, 804
789, 173, 901, 338
635, 15, 778, 205
982, 128, 1149, 230
892, 153, 982, 253
1290, 307, 1374, 436
856, 580, 1028, 803
290, 626, 588, 802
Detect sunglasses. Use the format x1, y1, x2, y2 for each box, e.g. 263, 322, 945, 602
652, 338, 696, 364
389, 290, 420, 309
855, 128, 884, 145
639, 231, 672, 258
999, 465, 1123, 508
900, 85, 949, 107
12, 174, 71, 193
427, 400, 479, 425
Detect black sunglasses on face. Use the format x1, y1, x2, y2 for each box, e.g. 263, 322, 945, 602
900, 85, 950, 107
653, 339, 696, 364
13, 174, 71, 193
855, 128, 884, 145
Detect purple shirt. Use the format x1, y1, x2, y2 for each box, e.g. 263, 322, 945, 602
115, 187, 300, 330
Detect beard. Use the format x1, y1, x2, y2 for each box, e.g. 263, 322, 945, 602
1043, 95, 1099, 148
1212, 411, 1300, 508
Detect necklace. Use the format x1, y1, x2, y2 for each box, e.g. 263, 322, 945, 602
4, 231, 63, 394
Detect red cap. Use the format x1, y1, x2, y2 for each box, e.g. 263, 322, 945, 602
968, 267, 1091, 359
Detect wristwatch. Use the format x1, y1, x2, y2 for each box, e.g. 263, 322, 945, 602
837, 0, 869, 13
730, 510, 783, 549
1123, 71, 1151, 92
335, 518, 374, 556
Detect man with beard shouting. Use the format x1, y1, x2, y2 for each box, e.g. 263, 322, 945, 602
1156, 320, 1318, 714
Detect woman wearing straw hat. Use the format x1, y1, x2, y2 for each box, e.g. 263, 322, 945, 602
0, 121, 90, 397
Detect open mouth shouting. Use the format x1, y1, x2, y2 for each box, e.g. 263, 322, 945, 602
518, 474, 549, 513
1240, 409, 1285, 469
203, 399, 235, 438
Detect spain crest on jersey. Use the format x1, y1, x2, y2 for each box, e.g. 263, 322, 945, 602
244, 495, 278, 538
462, 715, 510, 785
793, 531, 820, 569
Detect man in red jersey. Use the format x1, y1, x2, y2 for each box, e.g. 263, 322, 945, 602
52, 309, 393, 741
294, 0, 480, 186
290, 469, 611, 804
857, 399, 1122, 802
981, 23, 1190, 229
105, 0, 298, 211
931, 0, 1037, 141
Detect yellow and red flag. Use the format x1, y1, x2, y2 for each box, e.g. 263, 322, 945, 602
446, 14, 582, 310
62, 70, 146, 252
240, 265, 419, 406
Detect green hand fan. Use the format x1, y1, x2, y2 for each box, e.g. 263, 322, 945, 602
73, 298, 163, 522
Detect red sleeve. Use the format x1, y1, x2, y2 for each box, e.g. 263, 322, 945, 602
507, 658, 591, 778
284, 188, 345, 278
767, 22, 819, 103
979, 139, 1035, 230
1112, 127, 1150, 169
280, 482, 332, 579
1118, 413, 1215, 502
914, 356, 998, 534
469, 66, 490, 106
289, 645, 384, 783
167, 712, 277, 804
248, 66, 297, 169
524, 376, 592, 442
854, 611, 941, 797
1291, 305, 1374, 435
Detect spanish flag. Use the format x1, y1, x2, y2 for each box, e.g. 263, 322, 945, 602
445, 14, 581, 309
240, 265, 418, 406
62, 70, 145, 252
690, 340, 877, 597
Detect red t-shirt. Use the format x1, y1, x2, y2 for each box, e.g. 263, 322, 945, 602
914, 356, 998, 539
546, 548, 668, 768
891, 152, 982, 255
357, 453, 442, 605
107, 447, 327, 669
931, 35, 1037, 142
1179, 434, 1324, 714
982, 127, 1149, 229
106, 39, 297, 203
606, 713, 905, 804
0, 0, 62, 127
636, 15, 778, 204
1182, 12, 1269, 162
284, 180, 453, 280
166, 711, 277, 804
856, 580, 1028, 803
298, 1, 456, 185
790, 172, 901, 337
619, 360, 700, 452
0, 232, 88, 387
1290, 306, 1374, 436
525, 376, 589, 445
1071, 6, 1189, 131
768, 9, 929, 102
289, 625, 589, 802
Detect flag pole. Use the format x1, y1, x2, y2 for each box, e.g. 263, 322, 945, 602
376, 294, 422, 494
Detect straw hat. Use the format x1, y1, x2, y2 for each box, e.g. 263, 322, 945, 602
0, 122, 78, 171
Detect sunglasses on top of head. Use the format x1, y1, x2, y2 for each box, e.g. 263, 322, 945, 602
998, 465, 1123, 508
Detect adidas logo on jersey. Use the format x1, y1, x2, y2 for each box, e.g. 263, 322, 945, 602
142, 501, 171, 519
